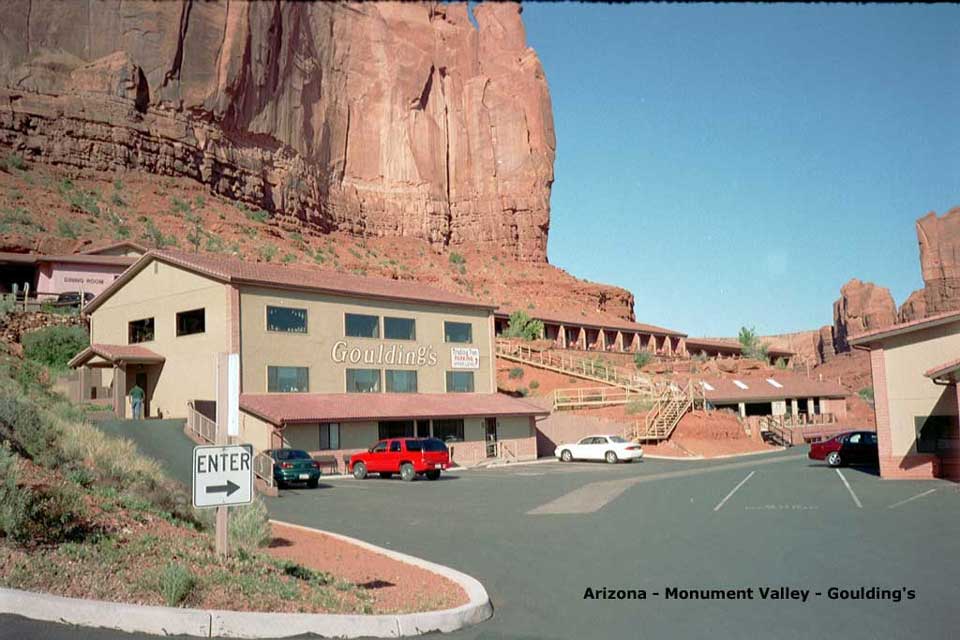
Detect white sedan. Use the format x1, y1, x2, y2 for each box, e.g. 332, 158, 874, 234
555, 435, 644, 464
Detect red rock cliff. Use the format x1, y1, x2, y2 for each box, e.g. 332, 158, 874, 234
831, 278, 897, 353
899, 208, 960, 321
0, 1, 556, 261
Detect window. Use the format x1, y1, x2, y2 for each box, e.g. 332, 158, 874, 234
389, 441, 402, 452
345, 313, 379, 338
372, 441, 387, 453
346, 369, 381, 393
385, 370, 418, 393
421, 438, 448, 452
384, 316, 416, 340
267, 366, 309, 393
128, 317, 155, 344
444, 321, 473, 343
176, 308, 205, 336
446, 371, 475, 393
267, 306, 307, 333
434, 419, 464, 442
848, 433, 861, 444
319, 423, 340, 450
378, 421, 414, 439
416, 420, 431, 438
406, 439, 424, 452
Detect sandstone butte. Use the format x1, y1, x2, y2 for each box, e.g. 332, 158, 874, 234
899, 207, 960, 322
0, 0, 556, 262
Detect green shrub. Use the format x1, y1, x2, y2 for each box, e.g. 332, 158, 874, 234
625, 399, 655, 415
738, 326, 769, 362
66, 190, 101, 217
22, 325, 89, 370
449, 252, 465, 265
0, 447, 86, 545
170, 196, 191, 215
244, 208, 269, 224
858, 387, 875, 405
0, 384, 61, 465
57, 218, 79, 239
516, 387, 529, 397
633, 349, 653, 369
774, 356, 788, 370
508, 367, 524, 380
0, 445, 30, 540
3, 153, 26, 172
529, 380, 540, 390
228, 496, 272, 551
143, 218, 175, 248
159, 563, 195, 606
281, 252, 297, 264
259, 245, 277, 262
502, 310, 544, 341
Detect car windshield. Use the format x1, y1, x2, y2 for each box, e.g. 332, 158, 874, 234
608, 436, 628, 443
274, 450, 311, 460
419, 438, 448, 452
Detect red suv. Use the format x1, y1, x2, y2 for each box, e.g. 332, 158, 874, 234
350, 437, 451, 481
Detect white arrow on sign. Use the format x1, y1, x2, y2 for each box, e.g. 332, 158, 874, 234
192, 444, 254, 509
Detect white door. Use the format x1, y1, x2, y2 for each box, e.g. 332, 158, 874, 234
582, 437, 603, 460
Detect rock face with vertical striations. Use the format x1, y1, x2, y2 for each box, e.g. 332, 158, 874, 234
898, 208, 960, 321
0, 1, 556, 261
832, 278, 897, 353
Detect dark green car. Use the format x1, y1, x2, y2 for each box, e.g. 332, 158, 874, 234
267, 449, 321, 488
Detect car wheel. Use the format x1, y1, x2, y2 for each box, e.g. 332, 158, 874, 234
605, 451, 618, 464
400, 462, 416, 482
827, 451, 842, 467
379, 472, 394, 479
560, 449, 573, 462
425, 470, 441, 480
307, 478, 319, 489
352, 462, 367, 479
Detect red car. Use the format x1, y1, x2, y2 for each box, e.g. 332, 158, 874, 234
808, 431, 879, 468
350, 437, 451, 481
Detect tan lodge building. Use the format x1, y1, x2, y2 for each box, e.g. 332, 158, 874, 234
69, 250, 547, 467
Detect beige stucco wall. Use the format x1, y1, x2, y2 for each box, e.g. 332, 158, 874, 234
89, 262, 228, 418
239, 411, 276, 452
238, 285, 493, 395
880, 322, 960, 456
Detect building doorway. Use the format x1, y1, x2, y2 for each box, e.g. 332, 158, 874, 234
135, 371, 149, 418
485, 417, 498, 458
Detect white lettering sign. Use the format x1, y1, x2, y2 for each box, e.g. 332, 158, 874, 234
192, 444, 253, 508
331, 340, 439, 367
451, 347, 480, 370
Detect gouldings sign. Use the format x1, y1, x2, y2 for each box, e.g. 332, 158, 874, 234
332, 340, 439, 367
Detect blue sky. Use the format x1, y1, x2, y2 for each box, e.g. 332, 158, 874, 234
518, 3, 960, 336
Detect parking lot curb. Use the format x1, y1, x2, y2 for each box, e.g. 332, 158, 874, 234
0, 523, 493, 638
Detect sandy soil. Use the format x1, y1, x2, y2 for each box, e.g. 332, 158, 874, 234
266, 523, 468, 614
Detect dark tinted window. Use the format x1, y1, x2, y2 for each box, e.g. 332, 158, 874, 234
385, 370, 418, 393
379, 420, 415, 439
446, 371, 475, 393
176, 308, 205, 336
444, 321, 473, 343
267, 306, 307, 333
389, 441, 401, 452
384, 317, 416, 340
128, 317, 154, 343
406, 439, 423, 452
268, 366, 309, 393
274, 449, 311, 460
346, 369, 380, 393
434, 419, 464, 442
345, 313, 379, 338
420, 438, 448, 452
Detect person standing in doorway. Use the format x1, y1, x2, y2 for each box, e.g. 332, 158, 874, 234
129, 383, 145, 420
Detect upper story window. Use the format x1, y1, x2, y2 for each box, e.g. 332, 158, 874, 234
385, 370, 418, 393
176, 308, 205, 336
267, 306, 307, 333
128, 317, 155, 344
445, 371, 475, 393
345, 313, 379, 338
444, 321, 473, 344
384, 317, 416, 340
267, 366, 309, 393
346, 368, 381, 393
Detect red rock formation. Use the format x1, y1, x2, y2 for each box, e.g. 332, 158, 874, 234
832, 278, 897, 353
0, 1, 555, 261
902, 208, 960, 320
817, 325, 837, 362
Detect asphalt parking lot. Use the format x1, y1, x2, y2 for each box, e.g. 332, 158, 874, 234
3, 421, 958, 640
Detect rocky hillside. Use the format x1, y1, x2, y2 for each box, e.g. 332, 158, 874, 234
0, 0, 555, 261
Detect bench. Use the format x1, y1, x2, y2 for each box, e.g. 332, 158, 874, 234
312, 454, 339, 475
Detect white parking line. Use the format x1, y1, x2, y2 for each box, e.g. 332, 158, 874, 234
887, 488, 937, 509
835, 469, 862, 508
713, 471, 755, 512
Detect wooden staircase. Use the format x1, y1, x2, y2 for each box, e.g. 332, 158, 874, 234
496, 340, 654, 393
635, 381, 699, 442
758, 416, 794, 447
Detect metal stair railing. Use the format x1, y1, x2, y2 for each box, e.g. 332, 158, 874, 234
496, 339, 653, 393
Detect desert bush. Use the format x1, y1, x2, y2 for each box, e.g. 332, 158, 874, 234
738, 326, 769, 362
170, 196, 191, 215
56, 218, 79, 239
449, 252, 465, 265
3, 153, 26, 172
0, 447, 86, 545
502, 310, 544, 341
22, 325, 89, 371
159, 563, 196, 606
625, 398, 655, 415
0, 445, 29, 540
143, 218, 175, 248
281, 252, 297, 264
774, 356, 788, 370
244, 208, 269, 224
515, 387, 529, 397
228, 496, 272, 552
529, 380, 540, 390
0, 384, 61, 465
508, 367, 524, 379
633, 349, 653, 369
858, 387, 875, 405
259, 244, 278, 262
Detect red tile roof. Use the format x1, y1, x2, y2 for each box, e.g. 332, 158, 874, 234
0, 251, 136, 266
68, 343, 165, 368
495, 306, 685, 337
848, 309, 960, 347
80, 240, 148, 255
85, 249, 495, 314
696, 375, 847, 403
240, 392, 549, 426
924, 357, 960, 381
686, 337, 794, 357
